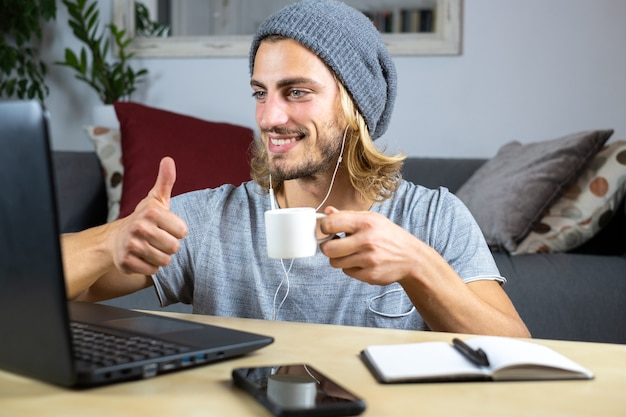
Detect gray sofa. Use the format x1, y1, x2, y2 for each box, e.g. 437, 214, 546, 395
53, 152, 626, 344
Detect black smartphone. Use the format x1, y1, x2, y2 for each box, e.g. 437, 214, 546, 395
232, 364, 366, 417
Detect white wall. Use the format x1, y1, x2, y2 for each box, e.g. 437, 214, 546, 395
44, 0, 626, 157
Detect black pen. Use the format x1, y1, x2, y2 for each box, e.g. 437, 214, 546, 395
452, 338, 490, 367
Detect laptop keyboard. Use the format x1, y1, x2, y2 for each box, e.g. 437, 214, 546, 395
71, 322, 192, 368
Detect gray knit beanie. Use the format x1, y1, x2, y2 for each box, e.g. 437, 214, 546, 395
249, 0, 397, 140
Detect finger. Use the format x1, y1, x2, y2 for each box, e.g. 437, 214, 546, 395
153, 207, 188, 240
150, 157, 177, 209
320, 207, 363, 236
135, 243, 175, 273
118, 255, 163, 276
116, 224, 180, 275
132, 209, 187, 255
322, 237, 362, 264
320, 206, 341, 235
145, 224, 184, 256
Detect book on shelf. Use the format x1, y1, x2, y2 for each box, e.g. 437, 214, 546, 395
361, 336, 594, 383
363, 8, 435, 34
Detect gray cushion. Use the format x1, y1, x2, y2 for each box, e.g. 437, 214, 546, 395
456, 130, 613, 252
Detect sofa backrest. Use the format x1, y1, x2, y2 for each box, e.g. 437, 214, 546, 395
401, 158, 486, 193
52, 151, 108, 233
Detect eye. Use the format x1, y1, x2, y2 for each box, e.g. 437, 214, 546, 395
252, 90, 266, 101
289, 89, 306, 98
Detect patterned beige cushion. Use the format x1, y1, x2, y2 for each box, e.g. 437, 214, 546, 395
456, 130, 612, 252
514, 140, 626, 254
85, 126, 123, 222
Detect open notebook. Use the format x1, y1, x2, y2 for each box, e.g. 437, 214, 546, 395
361, 336, 594, 383
0, 100, 273, 388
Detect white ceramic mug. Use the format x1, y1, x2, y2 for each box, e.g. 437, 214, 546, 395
264, 207, 332, 259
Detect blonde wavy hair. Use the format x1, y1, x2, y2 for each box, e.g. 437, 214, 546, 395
250, 76, 405, 204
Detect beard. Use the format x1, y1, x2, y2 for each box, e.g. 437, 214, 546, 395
266, 120, 345, 182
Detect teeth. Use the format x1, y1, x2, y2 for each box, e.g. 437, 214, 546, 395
271, 138, 297, 146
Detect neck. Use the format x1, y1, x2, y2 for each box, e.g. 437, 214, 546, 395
277, 168, 370, 212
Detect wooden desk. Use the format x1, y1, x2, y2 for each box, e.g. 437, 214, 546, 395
1, 313, 624, 417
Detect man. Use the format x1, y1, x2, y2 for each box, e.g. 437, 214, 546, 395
64, 0, 529, 337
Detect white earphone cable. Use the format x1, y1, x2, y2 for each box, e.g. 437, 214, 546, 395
272, 258, 294, 320
269, 126, 349, 320
314, 125, 348, 212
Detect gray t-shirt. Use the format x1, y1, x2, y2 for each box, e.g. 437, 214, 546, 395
153, 180, 503, 330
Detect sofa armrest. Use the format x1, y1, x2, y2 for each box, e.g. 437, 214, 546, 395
401, 158, 486, 193
52, 151, 108, 233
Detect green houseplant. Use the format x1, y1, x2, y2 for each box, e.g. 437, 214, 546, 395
0, 0, 57, 101
56, 0, 147, 104
135, 1, 169, 38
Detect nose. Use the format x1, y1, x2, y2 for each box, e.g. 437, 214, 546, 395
256, 94, 289, 130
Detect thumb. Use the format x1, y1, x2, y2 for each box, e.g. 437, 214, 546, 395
151, 157, 176, 209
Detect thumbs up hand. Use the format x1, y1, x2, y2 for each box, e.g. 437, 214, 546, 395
112, 157, 188, 276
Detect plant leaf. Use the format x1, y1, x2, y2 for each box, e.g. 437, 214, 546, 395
63, 49, 79, 68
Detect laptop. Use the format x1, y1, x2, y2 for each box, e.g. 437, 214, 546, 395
0, 100, 273, 388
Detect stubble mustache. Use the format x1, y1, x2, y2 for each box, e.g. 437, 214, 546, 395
261, 126, 308, 137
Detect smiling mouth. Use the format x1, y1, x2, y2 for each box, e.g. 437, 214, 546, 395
270, 137, 299, 146
264, 128, 306, 148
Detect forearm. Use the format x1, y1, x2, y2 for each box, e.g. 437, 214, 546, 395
400, 245, 530, 337
61, 225, 152, 301
62, 226, 114, 300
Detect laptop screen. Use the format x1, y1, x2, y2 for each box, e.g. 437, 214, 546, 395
0, 101, 273, 388
0, 100, 77, 385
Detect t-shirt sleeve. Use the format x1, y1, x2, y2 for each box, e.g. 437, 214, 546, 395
428, 188, 505, 284
152, 190, 214, 307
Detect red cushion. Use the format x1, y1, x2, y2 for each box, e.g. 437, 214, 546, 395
114, 102, 254, 218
